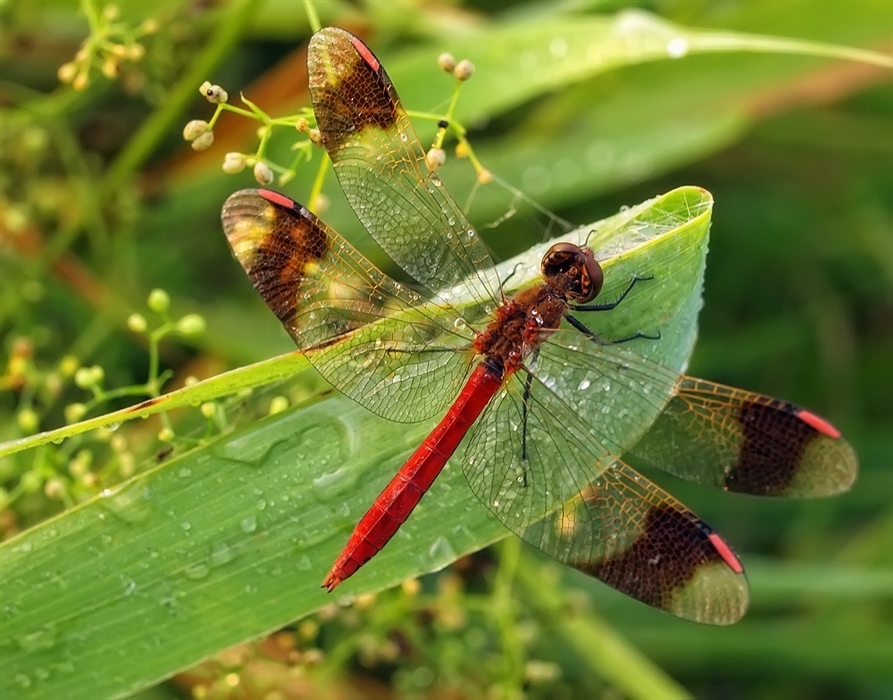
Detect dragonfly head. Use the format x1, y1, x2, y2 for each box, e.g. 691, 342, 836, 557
541, 243, 604, 304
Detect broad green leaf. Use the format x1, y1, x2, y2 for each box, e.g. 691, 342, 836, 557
1, 187, 710, 698
392, 10, 890, 126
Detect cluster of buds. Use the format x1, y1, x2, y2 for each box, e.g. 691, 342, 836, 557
56, 4, 158, 91
437, 53, 475, 82
185, 46, 484, 185
182, 80, 231, 151
425, 52, 476, 173
184, 81, 280, 186
222, 153, 274, 185
183, 119, 214, 151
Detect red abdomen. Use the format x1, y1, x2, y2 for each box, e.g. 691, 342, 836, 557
322, 362, 504, 591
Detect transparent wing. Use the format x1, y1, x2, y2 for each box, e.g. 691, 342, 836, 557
630, 377, 859, 497
539, 330, 857, 497
221, 188, 474, 422
307, 27, 502, 314
462, 366, 747, 624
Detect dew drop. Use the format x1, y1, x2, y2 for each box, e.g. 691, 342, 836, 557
16, 624, 56, 652
209, 542, 237, 567
178, 467, 192, 479
183, 562, 209, 580
98, 482, 154, 524
311, 467, 357, 502
240, 515, 257, 534
52, 660, 75, 675
422, 536, 457, 570
296, 555, 312, 571
120, 576, 137, 596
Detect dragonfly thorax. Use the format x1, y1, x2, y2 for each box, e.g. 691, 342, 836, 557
474, 285, 568, 375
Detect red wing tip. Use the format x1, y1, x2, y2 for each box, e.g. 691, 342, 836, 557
350, 36, 380, 72
707, 532, 745, 574
257, 188, 297, 211
795, 409, 842, 440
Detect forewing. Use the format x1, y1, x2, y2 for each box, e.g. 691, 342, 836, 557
462, 368, 747, 624
307, 27, 501, 313
221, 188, 474, 422
630, 377, 859, 497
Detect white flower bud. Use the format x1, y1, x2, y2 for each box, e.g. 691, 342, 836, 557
454, 59, 475, 81
425, 147, 446, 171
200, 81, 228, 104
222, 152, 246, 174
182, 119, 209, 141
253, 161, 274, 185
437, 52, 457, 73
191, 130, 215, 151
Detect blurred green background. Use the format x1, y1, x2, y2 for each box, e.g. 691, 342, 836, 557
1, 0, 891, 698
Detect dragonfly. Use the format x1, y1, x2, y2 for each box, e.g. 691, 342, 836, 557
220, 27, 858, 624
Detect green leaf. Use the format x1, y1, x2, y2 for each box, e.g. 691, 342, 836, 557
0, 186, 711, 699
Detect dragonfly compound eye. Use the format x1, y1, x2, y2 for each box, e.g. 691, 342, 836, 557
542, 243, 604, 303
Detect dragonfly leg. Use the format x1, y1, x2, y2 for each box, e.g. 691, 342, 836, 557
573, 274, 654, 312
499, 262, 526, 290
564, 313, 661, 346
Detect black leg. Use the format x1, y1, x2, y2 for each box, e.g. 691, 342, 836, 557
564, 313, 661, 346
499, 262, 526, 289
574, 274, 653, 312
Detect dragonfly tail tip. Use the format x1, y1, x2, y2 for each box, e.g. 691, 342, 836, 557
321, 572, 342, 592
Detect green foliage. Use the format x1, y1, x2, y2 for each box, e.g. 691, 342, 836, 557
1, 1, 890, 698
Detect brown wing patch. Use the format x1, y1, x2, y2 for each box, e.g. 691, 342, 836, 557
572, 493, 746, 624
222, 188, 328, 326
733, 400, 816, 495
630, 377, 858, 498
309, 31, 399, 148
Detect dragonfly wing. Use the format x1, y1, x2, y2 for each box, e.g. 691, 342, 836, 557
629, 377, 859, 497
462, 369, 747, 624
524, 460, 748, 625
533, 333, 681, 455
307, 27, 502, 314
221, 188, 474, 422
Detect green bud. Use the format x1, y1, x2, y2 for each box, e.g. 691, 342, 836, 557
147, 288, 170, 313
176, 314, 206, 336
